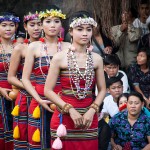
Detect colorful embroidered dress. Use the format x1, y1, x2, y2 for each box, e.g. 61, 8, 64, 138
51, 69, 98, 150
28, 44, 61, 149
0, 53, 13, 150
13, 58, 35, 149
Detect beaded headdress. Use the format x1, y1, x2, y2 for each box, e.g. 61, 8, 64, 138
39, 9, 66, 19
70, 15, 97, 28
23, 12, 39, 22
0, 15, 20, 23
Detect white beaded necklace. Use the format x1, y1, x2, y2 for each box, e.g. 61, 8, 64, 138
0, 42, 14, 73
39, 39, 62, 79
67, 48, 94, 100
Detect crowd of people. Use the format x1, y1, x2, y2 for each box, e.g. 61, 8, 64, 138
0, 0, 150, 150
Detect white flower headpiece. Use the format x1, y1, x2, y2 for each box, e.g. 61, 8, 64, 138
70, 16, 97, 28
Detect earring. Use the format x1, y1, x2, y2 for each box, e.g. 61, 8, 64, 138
39, 29, 45, 43
86, 39, 93, 52
24, 31, 29, 44
58, 31, 63, 42
41, 29, 44, 37
57, 31, 63, 52
70, 37, 73, 44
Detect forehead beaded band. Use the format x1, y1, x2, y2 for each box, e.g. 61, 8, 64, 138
70, 16, 97, 28
39, 9, 66, 19
23, 12, 39, 22
0, 15, 20, 23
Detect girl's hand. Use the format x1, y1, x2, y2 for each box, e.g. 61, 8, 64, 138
0, 87, 12, 101
38, 99, 53, 112
82, 108, 95, 129
69, 108, 83, 128
113, 144, 122, 150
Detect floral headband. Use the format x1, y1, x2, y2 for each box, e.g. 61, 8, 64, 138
0, 15, 20, 23
24, 12, 39, 22
39, 9, 66, 19
70, 17, 97, 28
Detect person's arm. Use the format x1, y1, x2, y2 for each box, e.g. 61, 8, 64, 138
128, 25, 141, 42
22, 42, 52, 112
8, 44, 25, 89
82, 54, 106, 129
142, 136, 150, 150
111, 137, 123, 150
44, 52, 83, 128
109, 117, 123, 150
111, 25, 124, 46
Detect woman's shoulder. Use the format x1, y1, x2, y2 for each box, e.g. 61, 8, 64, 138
92, 52, 103, 61
13, 43, 28, 54
27, 41, 43, 51
61, 41, 71, 50
52, 49, 68, 61
29, 41, 42, 47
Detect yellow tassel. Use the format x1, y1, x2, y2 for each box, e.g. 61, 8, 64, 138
11, 105, 19, 116
32, 105, 40, 119
13, 125, 20, 139
32, 128, 40, 142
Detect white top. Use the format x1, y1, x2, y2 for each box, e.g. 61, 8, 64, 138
117, 70, 129, 93
146, 16, 150, 24
133, 18, 149, 36
95, 70, 129, 96
101, 95, 119, 117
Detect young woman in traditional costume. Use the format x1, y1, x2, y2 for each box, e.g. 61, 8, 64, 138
8, 11, 42, 149
22, 5, 70, 149
44, 11, 106, 150
0, 12, 20, 150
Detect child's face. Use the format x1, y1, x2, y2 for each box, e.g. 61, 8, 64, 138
104, 64, 119, 77
108, 81, 123, 100
119, 96, 127, 108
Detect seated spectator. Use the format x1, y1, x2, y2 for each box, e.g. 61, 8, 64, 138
133, 0, 150, 37
111, 8, 141, 69
109, 92, 150, 150
104, 54, 129, 93
101, 77, 123, 117
128, 47, 150, 109
98, 77, 123, 150
117, 93, 129, 112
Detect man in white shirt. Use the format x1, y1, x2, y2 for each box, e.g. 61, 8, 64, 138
102, 77, 123, 117
103, 54, 129, 93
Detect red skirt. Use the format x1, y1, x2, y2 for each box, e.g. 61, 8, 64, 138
13, 90, 32, 149
51, 94, 98, 150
